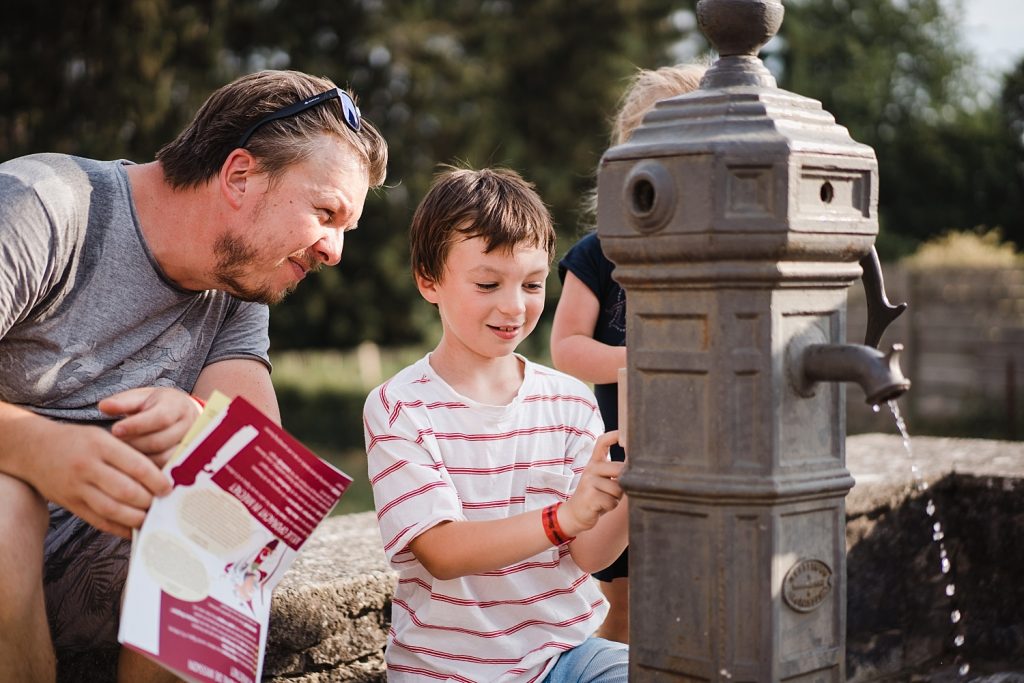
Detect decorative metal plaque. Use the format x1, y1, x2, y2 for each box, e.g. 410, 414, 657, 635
782, 558, 833, 612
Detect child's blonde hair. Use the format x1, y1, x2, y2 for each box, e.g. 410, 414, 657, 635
580, 61, 710, 225
610, 62, 709, 146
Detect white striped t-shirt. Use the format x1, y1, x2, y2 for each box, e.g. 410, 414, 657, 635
364, 354, 609, 682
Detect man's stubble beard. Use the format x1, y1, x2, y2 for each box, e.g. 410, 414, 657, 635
212, 232, 290, 305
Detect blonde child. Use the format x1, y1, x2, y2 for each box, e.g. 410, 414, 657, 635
549, 63, 708, 644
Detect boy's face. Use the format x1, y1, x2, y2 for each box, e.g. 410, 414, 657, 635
417, 235, 549, 363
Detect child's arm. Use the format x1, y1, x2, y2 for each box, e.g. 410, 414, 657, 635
410, 431, 625, 580
550, 272, 626, 385
99, 387, 203, 468
560, 431, 629, 572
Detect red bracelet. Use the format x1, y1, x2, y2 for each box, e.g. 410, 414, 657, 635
542, 502, 575, 546
189, 395, 206, 411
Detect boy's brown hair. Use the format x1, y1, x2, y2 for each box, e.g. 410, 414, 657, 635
410, 167, 556, 283
157, 70, 388, 191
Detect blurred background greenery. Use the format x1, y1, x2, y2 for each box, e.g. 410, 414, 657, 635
4, 0, 1024, 511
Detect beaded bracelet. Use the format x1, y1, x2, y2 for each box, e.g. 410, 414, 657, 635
542, 502, 575, 546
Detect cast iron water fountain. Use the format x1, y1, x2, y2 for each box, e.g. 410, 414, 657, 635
595, 0, 921, 678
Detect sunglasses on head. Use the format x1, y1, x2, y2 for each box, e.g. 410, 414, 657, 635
237, 87, 361, 148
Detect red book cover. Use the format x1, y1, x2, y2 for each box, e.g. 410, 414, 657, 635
118, 396, 351, 683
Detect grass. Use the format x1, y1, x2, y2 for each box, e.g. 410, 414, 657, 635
270, 345, 430, 515
317, 446, 376, 516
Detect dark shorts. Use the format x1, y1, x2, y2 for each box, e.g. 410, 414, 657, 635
43, 504, 131, 652
593, 444, 628, 582
593, 546, 628, 582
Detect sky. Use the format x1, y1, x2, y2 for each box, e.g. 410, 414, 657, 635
961, 0, 1023, 80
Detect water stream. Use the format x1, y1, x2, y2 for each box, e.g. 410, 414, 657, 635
885, 399, 971, 677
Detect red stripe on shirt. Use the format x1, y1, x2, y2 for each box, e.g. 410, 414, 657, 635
523, 393, 598, 411
389, 399, 471, 427
393, 597, 605, 638
445, 458, 571, 475
387, 663, 477, 683
377, 480, 451, 519
434, 424, 595, 442
399, 572, 591, 608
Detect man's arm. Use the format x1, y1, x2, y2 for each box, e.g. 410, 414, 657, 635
192, 358, 280, 424
0, 401, 172, 538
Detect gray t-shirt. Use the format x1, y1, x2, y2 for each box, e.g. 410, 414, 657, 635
0, 153, 271, 424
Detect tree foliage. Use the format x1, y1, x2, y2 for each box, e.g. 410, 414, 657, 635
1, 0, 687, 350
4, 0, 1022, 348
778, 0, 1024, 255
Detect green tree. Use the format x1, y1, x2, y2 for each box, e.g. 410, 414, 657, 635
777, 0, 1024, 253
0, 0, 228, 161
0, 0, 694, 350
251, 0, 689, 350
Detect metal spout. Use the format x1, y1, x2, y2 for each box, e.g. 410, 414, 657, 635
801, 343, 911, 405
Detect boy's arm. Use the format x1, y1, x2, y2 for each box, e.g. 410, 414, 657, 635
410, 432, 626, 579
560, 430, 629, 572
565, 492, 629, 574
409, 512, 563, 580
550, 272, 626, 385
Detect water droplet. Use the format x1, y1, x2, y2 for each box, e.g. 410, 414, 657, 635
946, 584, 956, 596
719, 669, 732, 679
954, 634, 965, 647
940, 548, 948, 559
951, 610, 962, 623
941, 558, 951, 573
959, 663, 971, 676
911, 464, 920, 475
872, 403, 880, 413
926, 500, 936, 516
921, 481, 930, 490
933, 531, 945, 541
933, 522, 942, 533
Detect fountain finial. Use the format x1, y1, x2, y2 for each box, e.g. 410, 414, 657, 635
697, 0, 783, 88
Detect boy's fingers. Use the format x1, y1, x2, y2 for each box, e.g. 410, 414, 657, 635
589, 430, 620, 463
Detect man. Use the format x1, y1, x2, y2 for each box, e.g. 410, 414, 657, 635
0, 69, 388, 682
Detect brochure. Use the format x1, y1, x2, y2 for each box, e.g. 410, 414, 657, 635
118, 393, 351, 683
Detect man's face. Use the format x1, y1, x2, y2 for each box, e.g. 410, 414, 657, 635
214, 135, 370, 305
419, 235, 549, 364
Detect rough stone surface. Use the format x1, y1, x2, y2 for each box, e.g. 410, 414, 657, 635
846, 433, 1024, 681
264, 511, 394, 683
56, 436, 1024, 681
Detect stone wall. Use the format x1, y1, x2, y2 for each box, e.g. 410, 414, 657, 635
847, 265, 1024, 438
261, 434, 1024, 682
59, 434, 1024, 681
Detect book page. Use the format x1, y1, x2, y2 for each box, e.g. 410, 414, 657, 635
119, 395, 351, 683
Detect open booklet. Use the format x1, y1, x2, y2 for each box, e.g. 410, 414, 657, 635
118, 392, 351, 683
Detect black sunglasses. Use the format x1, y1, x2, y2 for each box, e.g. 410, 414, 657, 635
237, 87, 361, 148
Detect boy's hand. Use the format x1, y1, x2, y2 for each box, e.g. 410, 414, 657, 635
100, 387, 203, 468
559, 431, 625, 538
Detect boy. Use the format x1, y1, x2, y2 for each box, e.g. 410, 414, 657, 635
364, 167, 629, 682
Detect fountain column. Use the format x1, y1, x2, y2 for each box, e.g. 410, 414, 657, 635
597, 1, 883, 679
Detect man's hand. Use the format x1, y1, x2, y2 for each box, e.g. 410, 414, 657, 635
100, 387, 202, 468
26, 420, 172, 538
558, 431, 624, 538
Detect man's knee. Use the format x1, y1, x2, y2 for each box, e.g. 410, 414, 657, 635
0, 473, 48, 573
